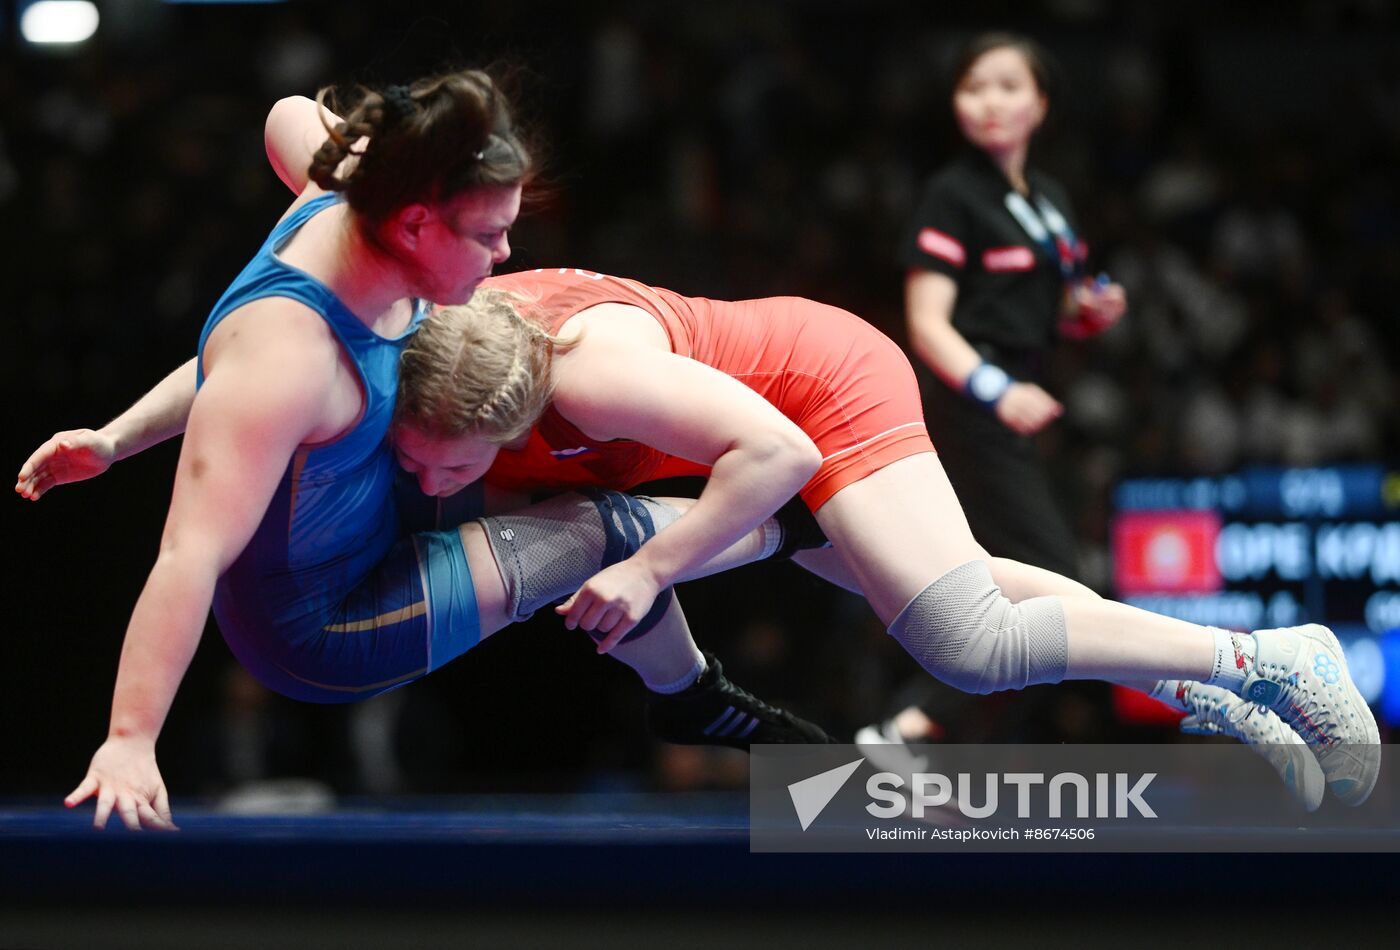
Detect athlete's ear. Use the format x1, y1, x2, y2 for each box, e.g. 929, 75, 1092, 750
381, 203, 433, 253
1032, 91, 1049, 129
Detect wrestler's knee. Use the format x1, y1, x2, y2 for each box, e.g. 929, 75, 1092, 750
478, 490, 681, 638
887, 560, 1068, 695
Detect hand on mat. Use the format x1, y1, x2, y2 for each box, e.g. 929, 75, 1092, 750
557, 560, 663, 652
16, 428, 117, 501
66, 735, 179, 832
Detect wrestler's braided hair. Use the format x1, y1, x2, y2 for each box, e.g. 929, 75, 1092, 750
309, 68, 533, 224
397, 288, 577, 444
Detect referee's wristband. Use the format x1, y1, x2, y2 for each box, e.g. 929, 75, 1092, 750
963, 361, 1012, 409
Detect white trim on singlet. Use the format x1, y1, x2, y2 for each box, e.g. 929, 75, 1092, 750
819, 421, 926, 464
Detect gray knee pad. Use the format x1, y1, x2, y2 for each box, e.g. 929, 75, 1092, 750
888, 560, 1068, 695
480, 489, 680, 638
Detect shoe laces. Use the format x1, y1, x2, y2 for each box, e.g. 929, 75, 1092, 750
719, 679, 787, 724
1273, 680, 1341, 749
1194, 692, 1259, 738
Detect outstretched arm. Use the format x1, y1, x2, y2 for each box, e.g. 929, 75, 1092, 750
19, 93, 347, 503
16, 358, 197, 500
66, 307, 333, 830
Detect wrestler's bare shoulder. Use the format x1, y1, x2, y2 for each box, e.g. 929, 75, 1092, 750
557, 302, 671, 353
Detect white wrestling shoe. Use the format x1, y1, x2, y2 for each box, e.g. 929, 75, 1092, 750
854, 720, 930, 776
1171, 681, 1325, 812
1241, 624, 1382, 806
854, 721, 970, 828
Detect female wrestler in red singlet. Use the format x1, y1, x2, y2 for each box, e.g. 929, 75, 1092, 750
390, 268, 1378, 811
474, 268, 927, 510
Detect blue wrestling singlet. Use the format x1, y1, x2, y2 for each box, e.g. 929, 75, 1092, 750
196, 194, 481, 702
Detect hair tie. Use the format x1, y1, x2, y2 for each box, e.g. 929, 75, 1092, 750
381, 84, 416, 124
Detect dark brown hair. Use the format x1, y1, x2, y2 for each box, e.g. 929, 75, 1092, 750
309, 69, 533, 225
949, 32, 1058, 123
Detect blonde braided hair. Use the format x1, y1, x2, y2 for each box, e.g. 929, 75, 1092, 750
397, 288, 576, 443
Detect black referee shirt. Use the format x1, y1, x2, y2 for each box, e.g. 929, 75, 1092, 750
901, 149, 1085, 362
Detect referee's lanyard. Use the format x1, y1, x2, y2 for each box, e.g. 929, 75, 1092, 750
1004, 191, 1084, 283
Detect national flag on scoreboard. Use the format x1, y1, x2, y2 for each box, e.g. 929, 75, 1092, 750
1113, 510, 1223, 595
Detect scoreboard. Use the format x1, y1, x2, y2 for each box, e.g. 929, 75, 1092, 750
1112, 465, 1400, 724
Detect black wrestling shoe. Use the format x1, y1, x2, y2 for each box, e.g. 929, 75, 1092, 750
645, 653, 837, 749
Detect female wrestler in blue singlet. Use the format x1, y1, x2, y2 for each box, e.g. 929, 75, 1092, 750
194, 193, 478, 702
42, 72, 530, 832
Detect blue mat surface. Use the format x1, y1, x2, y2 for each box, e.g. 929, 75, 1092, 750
3, 792, 1397, 909
0, 793, 749, 843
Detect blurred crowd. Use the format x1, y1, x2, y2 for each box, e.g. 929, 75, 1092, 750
5, 0, 1398, 799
